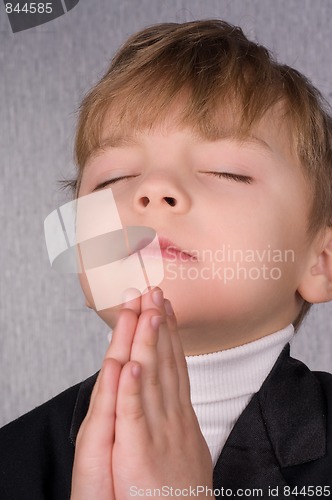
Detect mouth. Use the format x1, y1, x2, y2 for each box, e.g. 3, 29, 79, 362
157, 236, 197, 261
131, 234, 198, 261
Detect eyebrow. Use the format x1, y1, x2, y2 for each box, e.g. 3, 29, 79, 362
87, 130, 273, 163
235, 135, 273, 154
86, 135, 140, 164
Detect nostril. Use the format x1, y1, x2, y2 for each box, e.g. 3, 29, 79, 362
164, 197, 176, 206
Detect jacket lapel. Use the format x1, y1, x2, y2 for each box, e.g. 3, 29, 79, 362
69, 370, 99, 445
213, 344, 326, 496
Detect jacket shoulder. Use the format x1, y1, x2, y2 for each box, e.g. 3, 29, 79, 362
0, 372, 98, 500
279, 365, 332, 488
0, 377, 82, 446
313, 369, 332, 388
313, 369, 332, 418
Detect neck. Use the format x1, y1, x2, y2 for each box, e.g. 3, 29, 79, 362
179, 319, 295, 355
184, 323, 294, 465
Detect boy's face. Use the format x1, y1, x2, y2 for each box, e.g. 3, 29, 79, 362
78, 106, 314, 354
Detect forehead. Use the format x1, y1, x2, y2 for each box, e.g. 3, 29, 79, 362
86, 101, 296, 166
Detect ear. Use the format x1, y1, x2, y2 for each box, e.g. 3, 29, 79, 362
297, 228, 332, 303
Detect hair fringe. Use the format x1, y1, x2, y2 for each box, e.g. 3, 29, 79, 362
70, 19, 332, 330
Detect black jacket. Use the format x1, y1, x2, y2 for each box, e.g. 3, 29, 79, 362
0, 344, 331, 499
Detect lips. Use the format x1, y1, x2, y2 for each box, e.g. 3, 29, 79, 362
159, 236, 187, 252
132, 234, 197, 261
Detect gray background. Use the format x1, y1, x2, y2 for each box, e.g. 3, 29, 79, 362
0, 0, 331, 428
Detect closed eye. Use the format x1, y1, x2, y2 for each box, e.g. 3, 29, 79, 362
94, 175, 138, 191
203, 172, 253, 184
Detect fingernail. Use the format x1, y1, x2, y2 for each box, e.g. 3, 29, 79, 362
107, 331, 112, 343
164, 299, 174, 316
131, 363, 141, 378
150, 315, 162, 330
152, 288, 164, 307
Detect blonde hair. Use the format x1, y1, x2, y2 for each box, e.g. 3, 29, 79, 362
64, 19, 332, 330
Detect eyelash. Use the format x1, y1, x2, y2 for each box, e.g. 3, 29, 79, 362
205, 172, 253, 184
95, 176, 137, 190
95, 172, 253, 190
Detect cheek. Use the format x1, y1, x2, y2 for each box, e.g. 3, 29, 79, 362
78, 272, 93, 307
78, 271, 122, 328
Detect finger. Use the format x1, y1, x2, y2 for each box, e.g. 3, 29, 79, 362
141, 286, 165, 315
142, 290, 182, 411
164, 300, 191, 406
115, 360, 150, 439
153, 298, 181, 412
106, 287, 141, 354
88, 307, 138, 413
130, 309, 166, 422
120, 287, 142, 314
141, 289, 179, 392
141, 289, 187, 411
89, 289, 141, 413
77, 357, 121, 458
106, 307, 139, 366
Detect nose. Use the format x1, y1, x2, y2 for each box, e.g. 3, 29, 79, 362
133, 173, 191, 214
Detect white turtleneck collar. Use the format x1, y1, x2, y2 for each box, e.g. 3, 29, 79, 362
185, 324, 294, 466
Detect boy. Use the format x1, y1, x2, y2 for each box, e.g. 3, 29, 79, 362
1, 19, 332, 499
